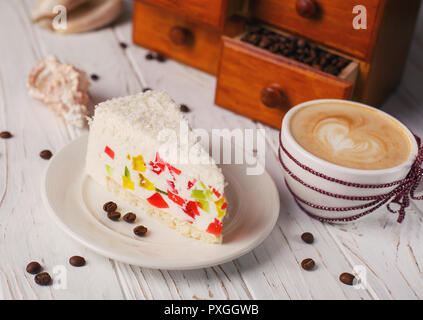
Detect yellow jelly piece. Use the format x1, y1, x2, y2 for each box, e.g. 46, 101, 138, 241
215, 198, 226, 218
132, 155, 146, 172
122, 175, 134, 190
139, 173, 155, 191
105, 164, 114, 176
126, 154, 131, 160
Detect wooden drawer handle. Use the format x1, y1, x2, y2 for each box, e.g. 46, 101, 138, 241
260, 87, 285, 109
296, 0, 317, 19
169, 26, 193, 46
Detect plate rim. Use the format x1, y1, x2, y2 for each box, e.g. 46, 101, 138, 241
41, 134, 280, 270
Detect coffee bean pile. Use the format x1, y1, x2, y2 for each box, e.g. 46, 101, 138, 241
241, 27, 351, 76
103, 201, 147, 236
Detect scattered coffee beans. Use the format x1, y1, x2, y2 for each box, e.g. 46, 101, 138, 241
123, 212, 136, 223
39, 149, 53, 160
180, 104, 190, 113
142, 87, 152, 92
119, 42, 128, 49
241, 27, 351, 76
301, 258, 315, 271
156, 54, 167, 62
339, 272, 355, 286
103, 201, 117, 213
145, 52, 155, 60
90, 74, 100, 81
0, 131, 12, 139
69, 256, 86, 267
107, 211, 121, 221
134, 225, 148, 237
26, 261, 42, 274
34, 272, 52, 286
301, 232, 314, 244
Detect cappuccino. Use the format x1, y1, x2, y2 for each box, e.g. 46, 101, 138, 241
290, 102, 411, 170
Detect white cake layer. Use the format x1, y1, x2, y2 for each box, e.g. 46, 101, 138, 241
85, 91, 227, 242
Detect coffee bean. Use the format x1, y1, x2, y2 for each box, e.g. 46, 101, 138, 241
26, 261, 42, 274
134, 225, 148, 237
123, 212, 136, 223
69, 256, 86, 267
142, 87, 152, 93
301, 232, 314, 244
145, 52, 155, 60
301, 258, 315, 271
39, 150, 53, 160
0, 131, 12, 139
339, 272, 355, 285
156, 54, 167, 62
35, 272, 52, 286
90, 74, 99, 81
241, 26, 348, 76
119, 42, 128, 49
107, 211, 121, 221
103, 201, 117, 213
180, 104, 190, 113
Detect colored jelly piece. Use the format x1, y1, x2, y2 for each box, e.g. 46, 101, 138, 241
139, 173, 155, 191
166, 163, 181, 175
126, 154, 131, 160
210, 187, 222, 198
147, 192, 169, 208
149, 153, 166, 174
105, 164, 114, 176
167, 180, 178, 194
168, 191, 185, 207
197, 199, 210, 213
122, 175, 134, 190
187, 179, 196, 190
124, 166, 131, 179
132, 155, 146, 172
155, 188, 168, 196
215, 198, 227, 218
184, 201, 200, 219
206, 218, 223, 235
104, 146, 114, 159
191, 189, 206, 200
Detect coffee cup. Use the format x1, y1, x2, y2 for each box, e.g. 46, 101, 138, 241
279, 99, 419, 223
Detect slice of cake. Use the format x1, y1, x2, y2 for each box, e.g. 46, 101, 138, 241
85, 91, 227, 244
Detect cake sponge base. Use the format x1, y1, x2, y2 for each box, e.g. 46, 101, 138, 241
105, 177, 222, 244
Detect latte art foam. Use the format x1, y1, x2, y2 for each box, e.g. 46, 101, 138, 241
290, 102, 411, 170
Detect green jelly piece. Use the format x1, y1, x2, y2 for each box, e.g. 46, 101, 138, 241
124, 166, 130, 179
105, 164, 114, 176
198, 200, 210, 213
191, 189, 206, 200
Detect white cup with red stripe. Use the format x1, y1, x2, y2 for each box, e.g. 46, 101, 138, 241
279, 99, 421, 223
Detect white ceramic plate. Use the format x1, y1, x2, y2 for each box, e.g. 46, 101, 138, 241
42, 134, 280, 270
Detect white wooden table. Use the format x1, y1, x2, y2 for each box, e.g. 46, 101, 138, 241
1, 0, 423, 300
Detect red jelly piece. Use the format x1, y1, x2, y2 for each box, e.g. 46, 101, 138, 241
104, 146, 115, 159
149, 152, 166, 174
206, 218, 223, 235
210, 186, 221, 198
166, 163, 181, 175
221, 202, 227, 210
184, 201, 200, 219
187, 180, 196, 190
167, 180, 178, 194
147, 193, 169, 208
168, 191, 185, 207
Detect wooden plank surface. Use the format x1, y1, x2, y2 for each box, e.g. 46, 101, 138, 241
0, 0, 422, 299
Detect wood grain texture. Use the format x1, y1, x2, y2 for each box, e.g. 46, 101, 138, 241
250, 0, 384, 60
133, 2, 236, 75
137, 0, 243, 29
215, 37, 353, 128
0, 0, 423, 300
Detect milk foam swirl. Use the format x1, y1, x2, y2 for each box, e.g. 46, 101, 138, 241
313, 117, 386, 164
290, 103, 411, 170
